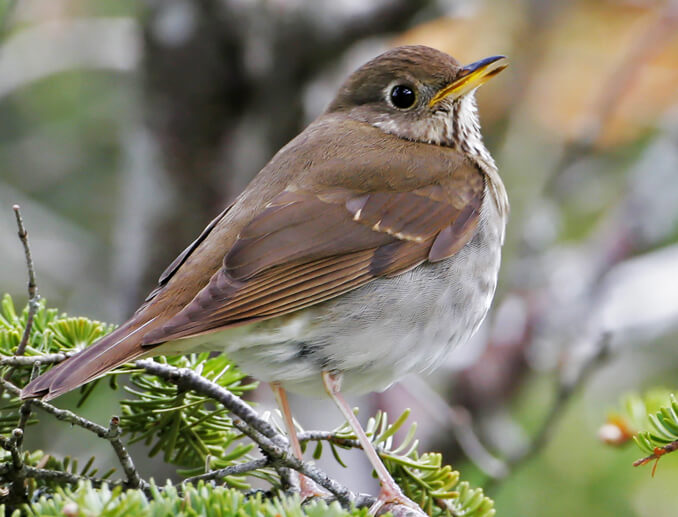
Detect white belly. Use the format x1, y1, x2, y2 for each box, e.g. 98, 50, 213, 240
175, 193, 504, 396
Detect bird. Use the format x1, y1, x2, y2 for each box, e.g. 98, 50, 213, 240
22, 45, 508, 512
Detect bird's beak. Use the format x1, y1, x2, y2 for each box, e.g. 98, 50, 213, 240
429, 55, 508, 107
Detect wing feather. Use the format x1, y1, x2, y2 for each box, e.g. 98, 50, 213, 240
144, 171, 485, 344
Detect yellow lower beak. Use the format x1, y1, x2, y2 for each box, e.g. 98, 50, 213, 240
429, 55, 508, 107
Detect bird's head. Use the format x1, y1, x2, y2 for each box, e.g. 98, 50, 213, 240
327, 45, 507, 154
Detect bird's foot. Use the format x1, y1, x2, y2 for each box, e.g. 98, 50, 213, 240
369, 484, 424, 516
298, 474, 331, 501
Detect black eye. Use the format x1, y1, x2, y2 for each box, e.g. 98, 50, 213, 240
389, 84, 416, 109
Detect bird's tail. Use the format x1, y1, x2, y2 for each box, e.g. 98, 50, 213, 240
21, 318, 157, 401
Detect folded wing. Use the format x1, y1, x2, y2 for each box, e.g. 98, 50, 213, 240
143, 169, 484, 344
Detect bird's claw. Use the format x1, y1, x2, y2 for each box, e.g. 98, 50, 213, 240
369, 486, 424, 516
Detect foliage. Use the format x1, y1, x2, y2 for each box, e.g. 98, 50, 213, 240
0, 295, 496, 516
0, 293, 114, 387
0, 294, 115, 434
15, 480, 370, 517
119, 353, 258, 478
0, 294, 114, 357
604, 389, 678, 468
0, 448, 113, 490
633, 393, 678, 456
320, 410, 494, 517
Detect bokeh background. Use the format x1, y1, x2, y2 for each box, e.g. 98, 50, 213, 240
2, 0, 678, 515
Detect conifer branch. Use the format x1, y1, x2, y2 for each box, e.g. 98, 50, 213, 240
298, 430, 361, 449
105, 416, 145, 489
6, 205, 41, 442
1, 430, 108, 488
136, 359, 354, 506
0, 428, 26, 501
0, 378, 144, 489
19, 467, 105, 485
633, 440, 678, 468
0, 352, 77, 367
182, 458, 269, 484
136, 361, 282, 445
11, 205, 39, 357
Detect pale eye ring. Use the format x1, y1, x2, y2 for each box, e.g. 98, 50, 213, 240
389, 84, 416, 109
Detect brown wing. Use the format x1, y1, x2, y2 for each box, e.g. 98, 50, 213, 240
143, 174, 484, 344
142, 203, 235, 305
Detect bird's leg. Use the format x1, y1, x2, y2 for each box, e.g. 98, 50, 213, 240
270, 382, 327, 499
321, 371, 420, 514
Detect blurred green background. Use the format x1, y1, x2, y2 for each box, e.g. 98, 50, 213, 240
1, 0, 678, 515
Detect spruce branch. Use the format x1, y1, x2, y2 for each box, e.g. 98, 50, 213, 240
0, 378, 144, 490
11, 205, 39, 358
298, 430, 361, 449
633, 440, 678, 470
3, 206, 42, 440
608, 391, 678, 472
0, 429, 23, 472
135, 359, 354, 506
0, 428, 26, 503
136, 360, 282, 447
0, 437, 111, 489
1, 447, 116, 499
17, 466, 104, 486
119, 354, 256, 473
301, 411, 496, 517
0, 292, 115, 408
182, 457, 269, 484
26, 480, 369, 516
0, 352, 76, 367
105, 416, 144, 490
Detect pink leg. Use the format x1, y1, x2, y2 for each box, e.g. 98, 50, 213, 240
271, 382, 327, 499
321, 371, 419, 513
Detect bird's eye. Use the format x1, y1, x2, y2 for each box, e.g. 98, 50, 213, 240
389, 85, 416, 109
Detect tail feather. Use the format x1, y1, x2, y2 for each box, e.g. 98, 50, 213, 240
21, 318, 158, 401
